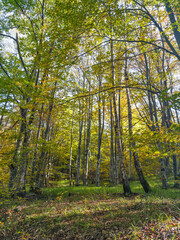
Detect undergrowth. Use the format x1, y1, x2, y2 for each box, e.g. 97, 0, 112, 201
0, 177, 179, 239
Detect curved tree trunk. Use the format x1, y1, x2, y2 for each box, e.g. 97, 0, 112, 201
125, 56, 151, 193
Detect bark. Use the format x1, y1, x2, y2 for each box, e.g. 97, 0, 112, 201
113, 93, 131, 195
76, 96, 83, 186
158, 143, 168, 189
82, 120, 86, 185
144, 52, 168, 189
109, 99, 115, 183
76, 118, 83, 186
165, 156, 172, 175
30, 104, 44, 190
15, 103, 37, 192
125, 57, 151, 193
36, 83, 56, 188
164, 0, 180, 51
69, 109, 74, 186
96, 76, 104, 187
9, 107, 26, 189
162, 46, 178, 184
0, 93, 10, 126
129, 145, 132, 179
114, 138, 119, 185
110, 40, 131, 195
172, 155, 178, 181
132, 142, 151, 193
84, 85, 92, 186
144, 53, 154, 128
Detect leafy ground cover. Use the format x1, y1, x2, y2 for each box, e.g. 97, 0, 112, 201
0, 178, 179, 239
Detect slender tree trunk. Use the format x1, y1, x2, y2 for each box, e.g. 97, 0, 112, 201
96, 77, 104, 187
109, 99, 114, 183
84, 86, 92, 186
76, 97, 83, 186
172, 155, 178, 183
36, 83, 56, 189
9, 107, 26, 190
129, 146, 132, 179
30, 105, 44, 190
12, 103, 36, 195
69, 109, 74, 186
15, 127, 32, 193
0, 93, 9, 126
76, 119, 83, 186
144, 52, 168, 189
82, 120, 86, 185
114, 138, 119, 185
113, 93, 131, 195
110, 40, 131, 195
125, 56, 151, 193
144, 53, 154, 128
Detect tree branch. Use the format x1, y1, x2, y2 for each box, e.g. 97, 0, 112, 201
16, 33, 29, 77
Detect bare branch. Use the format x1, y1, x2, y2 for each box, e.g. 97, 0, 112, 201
0, 33, 17, 42
0, 62, 12, 79
16, 33, 29, 77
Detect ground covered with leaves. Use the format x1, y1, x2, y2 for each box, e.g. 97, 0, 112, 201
0, 181, 179, 239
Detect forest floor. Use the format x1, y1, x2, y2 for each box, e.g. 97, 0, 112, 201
0, 178, 179, 240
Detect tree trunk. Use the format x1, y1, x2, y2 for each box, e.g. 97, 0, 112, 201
69, 109, 74, 186
84, 86, 92, 186
30, 104, 44, 190
82, 120, 86, 185
76, 119, 83, 186
125, 56, 151, 193
76, 97, 83, 186
9, 107, 26, 190
110, 39, 131, 195
36, 83, 56, 189
164, 0, 180, 51
172, 155, 178, 183
0, 93, 9, 126
109, 99, 115, 183
96, 76, 104, 187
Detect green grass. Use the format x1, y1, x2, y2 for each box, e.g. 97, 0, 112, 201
0, 178, 179, 239
41, 176, 179, 201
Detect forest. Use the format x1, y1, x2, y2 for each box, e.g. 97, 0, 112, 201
0, 0, 180, 239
